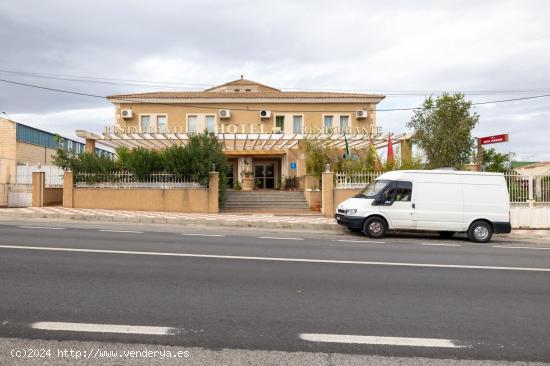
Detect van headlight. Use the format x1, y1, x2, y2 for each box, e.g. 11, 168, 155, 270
345, 209, 357, 215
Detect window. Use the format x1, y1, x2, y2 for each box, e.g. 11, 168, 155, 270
293, 115, 303, 133
206, 115, 216, 132
68, 140, 73, 151
275, 116, 284, 131
140, 115, 151, 132
157, 115, 167, 132
188, 115, 197, 133
339, 115, 349, 131
385, 181, 413, 202
323, 115, 333, 130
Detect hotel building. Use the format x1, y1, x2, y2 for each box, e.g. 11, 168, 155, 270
77, 77, 410, 189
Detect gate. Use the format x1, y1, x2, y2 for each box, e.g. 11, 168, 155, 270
6, 165, 64, 207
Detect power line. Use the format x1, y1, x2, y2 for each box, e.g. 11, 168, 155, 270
1, 78, 549, 113
1, 68, 550, 96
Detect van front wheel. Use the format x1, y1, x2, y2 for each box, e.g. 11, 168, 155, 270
363, 217, 387, 239
467, 221, 493, 243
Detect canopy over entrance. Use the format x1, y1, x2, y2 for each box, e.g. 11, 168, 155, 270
75, 130, 413, 152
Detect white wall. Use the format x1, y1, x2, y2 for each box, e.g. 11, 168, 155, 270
510, 204, 550, 229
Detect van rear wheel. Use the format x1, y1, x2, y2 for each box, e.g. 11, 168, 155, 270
363, 217, 387, 239
467, 221, 493, 243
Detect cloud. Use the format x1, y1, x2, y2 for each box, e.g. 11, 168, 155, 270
0, 0, 549, 160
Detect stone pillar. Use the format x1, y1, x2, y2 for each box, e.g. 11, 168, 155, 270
32, 171, 45, 207
400, 138, 412, 162
208, 171, 219, 214
322, 170, 335, 218
85, 139, 96, 154
63, 171, 74, 208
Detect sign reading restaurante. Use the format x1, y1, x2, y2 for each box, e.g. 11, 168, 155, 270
103, 123, 383, 136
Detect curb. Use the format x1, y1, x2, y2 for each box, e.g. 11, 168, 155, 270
0, 211, 343, 232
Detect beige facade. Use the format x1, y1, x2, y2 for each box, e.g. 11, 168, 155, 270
104, 78, 386, 188
1, 119, 69, 186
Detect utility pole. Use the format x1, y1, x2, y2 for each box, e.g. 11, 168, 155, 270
477, 138, 483, 172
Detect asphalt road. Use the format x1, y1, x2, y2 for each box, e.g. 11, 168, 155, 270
0, 220, 549, 363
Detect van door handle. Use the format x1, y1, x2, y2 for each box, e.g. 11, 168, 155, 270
412, 203, 415, 209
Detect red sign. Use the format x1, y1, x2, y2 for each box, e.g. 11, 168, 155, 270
479, 134, 509, 145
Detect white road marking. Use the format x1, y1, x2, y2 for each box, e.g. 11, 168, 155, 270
99, 229, 143, 234
18, 226, 65, 230
1, 244, 550, 272
421, 243, 461, 247
299, 333, 466, 348
31, 321, 175, 335
182, 233, 225, 237
259, 236, 304, 241
492, 245, 550, 250
337, 239, 385, 244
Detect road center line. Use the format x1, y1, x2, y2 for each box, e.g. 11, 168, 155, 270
182, 233, 225, 237
259, 236, 304, 241
31, 321, 175, 335
99, 229, 143, 234
18, 226, 65, 230
1, 244, 549, 272
299, 333, 467, 348
337, 239, 385, 244
492, 245, 550, 250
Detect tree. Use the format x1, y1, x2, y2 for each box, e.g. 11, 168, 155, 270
482, 148, 509, 172
407, 93, 479, 169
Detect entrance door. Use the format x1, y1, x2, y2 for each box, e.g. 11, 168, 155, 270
254, 163, 275, 189
227, 161, 236, 188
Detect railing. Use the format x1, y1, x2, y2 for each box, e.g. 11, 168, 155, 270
334, 171, 550, 203
75, 171, 205, 189
335, 172, 381, 189
503, 173, 530, 203
504, 172, 550, 203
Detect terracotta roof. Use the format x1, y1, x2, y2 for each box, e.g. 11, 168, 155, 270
107, 78, 385, 101
204, 78, 281, 92
108, 91, 385, 100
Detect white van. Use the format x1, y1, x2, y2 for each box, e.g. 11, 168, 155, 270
335, 170, 511, 242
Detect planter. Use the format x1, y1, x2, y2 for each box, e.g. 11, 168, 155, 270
242, 177, 255, 191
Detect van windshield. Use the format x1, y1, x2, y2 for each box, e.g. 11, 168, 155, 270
355, 180, 391, 199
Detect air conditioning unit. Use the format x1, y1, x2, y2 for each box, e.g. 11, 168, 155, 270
121, 109, 133, 119
219, 109, 231, 119
260, 110, 271, 119
356, 110, 368, 119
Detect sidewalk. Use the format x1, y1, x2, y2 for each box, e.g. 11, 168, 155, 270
0, 207, 338, 231
0, 207, 548, 239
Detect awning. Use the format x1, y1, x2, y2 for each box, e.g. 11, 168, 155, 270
76, 130, 412, 152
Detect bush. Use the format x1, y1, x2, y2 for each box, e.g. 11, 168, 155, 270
53, 131, 229, 203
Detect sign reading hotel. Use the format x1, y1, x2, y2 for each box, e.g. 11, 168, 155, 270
103, 123, 383, 136
479, 134, 509, 145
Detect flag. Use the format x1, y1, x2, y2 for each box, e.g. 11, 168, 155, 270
387, 133, 395, 165
369, 137, 382, 171
344, 133, 350, 160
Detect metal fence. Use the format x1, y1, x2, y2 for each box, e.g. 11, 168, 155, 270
335, 171, 550, 204
504, 172, 550, 203
335, 172, 381, 189
75, 171, 205, 189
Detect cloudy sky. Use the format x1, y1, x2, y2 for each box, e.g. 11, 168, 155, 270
1, 0, 549, 161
